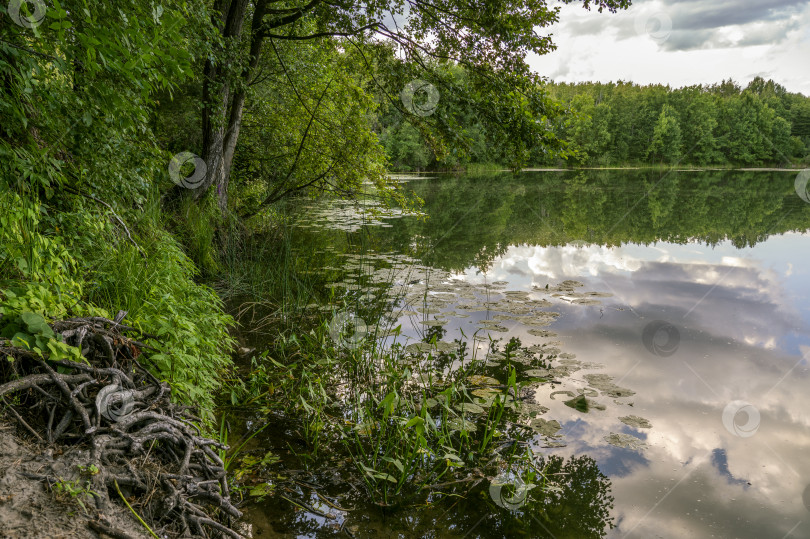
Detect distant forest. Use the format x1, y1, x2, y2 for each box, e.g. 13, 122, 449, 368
378, 76, 810, 170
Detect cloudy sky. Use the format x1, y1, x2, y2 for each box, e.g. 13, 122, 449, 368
528, 0, 810, 96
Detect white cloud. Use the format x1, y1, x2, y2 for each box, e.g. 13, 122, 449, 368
530, 0, 810, 95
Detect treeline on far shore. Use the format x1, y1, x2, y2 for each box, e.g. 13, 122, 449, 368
378, 76, 810, 170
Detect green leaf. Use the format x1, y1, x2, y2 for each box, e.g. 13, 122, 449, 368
382, 457, 404, 473
379, 391, 396, 420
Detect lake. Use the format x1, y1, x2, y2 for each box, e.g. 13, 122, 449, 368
240, 169, 810, 538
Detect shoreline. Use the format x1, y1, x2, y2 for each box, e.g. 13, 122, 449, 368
389, 166, 807, 174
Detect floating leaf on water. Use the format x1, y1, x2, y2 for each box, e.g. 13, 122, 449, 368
522, 403, 550, 416
434, 341, 456, 353
561, 280, 584, 288
492, 281, 509, 286
564, 395, 589, 412
476, 323, 508, 332
550, 390, 575, 400
580, 362, 605, 370
404, 341, 455, 354
557, 358, 581, 366
524, 369, 552, 379
564, 395, 606, 413
584, 374, 636, 398
455, 402, 486, 415
468, 375, 500, 386
572, 298, 602, 305
457, 304, 488, 312
471, 388, 501, 399
529, 418, 561, 437
586, 292, 613, 297
619, 415, 652, 429
527, 329, 557, 338
559, 353, 576, 359
503, 291, 530, 299
543, 441, 567, 448
604, 432, 647, 450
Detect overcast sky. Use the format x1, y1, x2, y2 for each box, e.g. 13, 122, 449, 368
528, 0, 810, 96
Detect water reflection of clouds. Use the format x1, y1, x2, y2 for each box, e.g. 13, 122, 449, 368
481, 240, 809, 355
473, 236, 810, 537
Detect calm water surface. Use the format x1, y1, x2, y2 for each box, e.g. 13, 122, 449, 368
245, 170, 810, 538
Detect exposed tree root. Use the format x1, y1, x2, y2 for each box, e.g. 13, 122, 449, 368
0, 313, 243, 538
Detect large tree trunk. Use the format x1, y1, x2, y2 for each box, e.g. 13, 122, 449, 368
218, 1, 267, 213
194, 0, 250, 213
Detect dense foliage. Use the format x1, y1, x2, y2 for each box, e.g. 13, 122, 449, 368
0, 0, 629, 418
381, 76, 810, 170
0, 0, 233, 418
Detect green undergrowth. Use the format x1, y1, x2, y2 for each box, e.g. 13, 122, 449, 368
223, 304, 548, 506
0, 188, 234, 423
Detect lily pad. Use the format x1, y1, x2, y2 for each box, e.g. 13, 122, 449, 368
529, 418, 561, 437
527, 329, 556, 337
455, 402, 487, 415
543, 441, 567, 448
468, 375, 500, 386
583, 374, 636, 398
604, 432, 646, 450
572, 298, 602, 305
619, 415, 652, 429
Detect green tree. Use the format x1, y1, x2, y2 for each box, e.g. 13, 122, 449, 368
673, 87, 718, 164
647, 104, 682, 163
189, 0, 631, 212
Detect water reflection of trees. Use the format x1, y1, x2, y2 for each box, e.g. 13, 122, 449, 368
427, 454, 614, 539
248, 453, 614, 538
380, 170, 810, 272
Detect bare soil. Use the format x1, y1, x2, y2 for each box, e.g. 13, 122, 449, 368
0, 427, 150, 538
